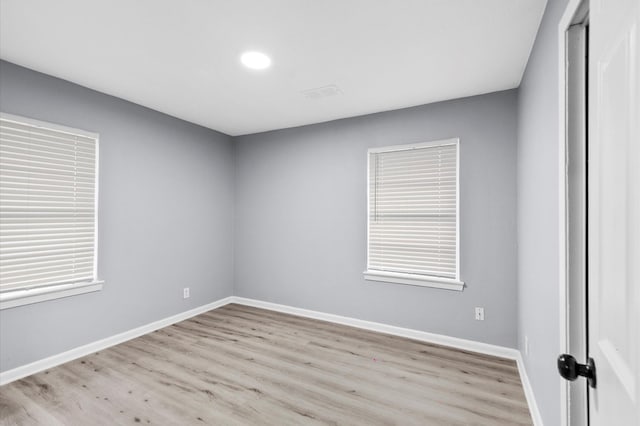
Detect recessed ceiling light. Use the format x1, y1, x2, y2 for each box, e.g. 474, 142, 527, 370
241, 51, 271, 70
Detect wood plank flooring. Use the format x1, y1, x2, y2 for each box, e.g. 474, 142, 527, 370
0, 304, 532, 425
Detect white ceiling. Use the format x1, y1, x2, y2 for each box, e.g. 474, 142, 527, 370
0, 0, 546, 136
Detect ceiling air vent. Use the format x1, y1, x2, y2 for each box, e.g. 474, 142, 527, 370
301, 84, 343, 100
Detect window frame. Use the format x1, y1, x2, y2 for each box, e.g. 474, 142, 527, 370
363, 138, 464, 291
0, 112, 103, 310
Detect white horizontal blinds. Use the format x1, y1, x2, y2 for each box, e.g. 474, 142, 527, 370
0, 116, 97, 291
368, 142, 458, 279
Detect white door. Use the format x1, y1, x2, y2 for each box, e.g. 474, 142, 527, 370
588, 0, 639, 423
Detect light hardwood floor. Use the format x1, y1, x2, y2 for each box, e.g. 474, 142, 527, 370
0, 304, 532, 425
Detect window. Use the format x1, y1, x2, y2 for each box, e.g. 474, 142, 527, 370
364, 138, 463, 291
0, 113, 102, 309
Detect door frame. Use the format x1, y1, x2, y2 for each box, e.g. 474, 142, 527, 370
558, 1, 590, 425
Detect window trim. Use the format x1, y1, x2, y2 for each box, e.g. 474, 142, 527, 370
0, 280, 104, 310
0, 112, 102, 309
364, 138, 464, 291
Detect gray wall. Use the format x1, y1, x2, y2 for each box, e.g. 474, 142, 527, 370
0, 61, 235, 372
235, 90, 519, 348
517, 0, 568, 424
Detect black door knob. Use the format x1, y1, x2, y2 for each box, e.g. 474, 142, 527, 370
557, 354, 596, 388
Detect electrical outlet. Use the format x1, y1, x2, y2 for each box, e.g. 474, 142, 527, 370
474, 307, 485, 321
183, 287, 190, 299
525, 336, 529, 356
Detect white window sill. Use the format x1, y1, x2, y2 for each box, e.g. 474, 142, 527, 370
0, 281, 104, 310
363, 270, 464, 291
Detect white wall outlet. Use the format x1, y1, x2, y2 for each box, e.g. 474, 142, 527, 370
183, 287, 190, 299
525, 336, 529, 356
474, 307, 485, 321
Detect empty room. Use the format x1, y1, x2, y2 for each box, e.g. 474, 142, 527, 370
0, 0, 638, 425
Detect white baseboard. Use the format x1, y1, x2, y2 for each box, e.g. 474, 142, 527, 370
231, 297, 542, 425
0, 296, 234, 386
515, 352, 544, 426
0, 294, 542, 426
230, 297, 519, 359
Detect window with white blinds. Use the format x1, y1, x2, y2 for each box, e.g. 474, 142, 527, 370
365, 139, 462, 290
0, 113, 98, 293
